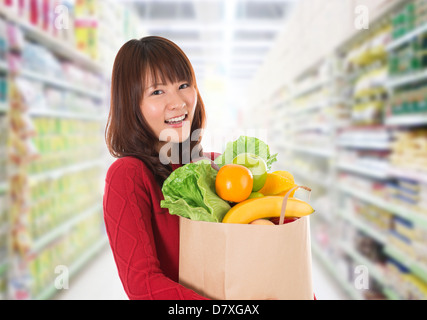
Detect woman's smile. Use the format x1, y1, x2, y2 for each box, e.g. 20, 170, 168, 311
164, 112, 188, 127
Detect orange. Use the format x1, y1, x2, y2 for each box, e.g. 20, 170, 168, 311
258, 172, 295, 196
272, 170, 295, 183
272, 170, 298, 197
215, 164, 253, 203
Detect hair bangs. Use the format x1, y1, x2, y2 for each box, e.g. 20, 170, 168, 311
144, 42, 195, 87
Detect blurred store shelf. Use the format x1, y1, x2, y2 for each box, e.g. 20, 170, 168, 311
249, 0, 427, 300
0, 0, 138, 300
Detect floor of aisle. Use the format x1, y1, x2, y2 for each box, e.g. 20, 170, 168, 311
54, 245, 349, 300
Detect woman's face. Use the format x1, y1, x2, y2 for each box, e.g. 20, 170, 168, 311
141, 77, 197, 148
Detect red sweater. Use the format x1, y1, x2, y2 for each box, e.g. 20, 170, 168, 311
103, 156, 213, 300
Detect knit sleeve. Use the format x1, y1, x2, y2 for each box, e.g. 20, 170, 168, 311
103, 158, 208, 300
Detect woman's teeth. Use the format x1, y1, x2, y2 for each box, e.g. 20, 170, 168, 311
165, 114, 187, 124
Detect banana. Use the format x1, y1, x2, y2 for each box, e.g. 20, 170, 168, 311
221, 196, 314, 224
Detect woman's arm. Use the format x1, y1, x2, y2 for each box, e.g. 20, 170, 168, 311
103, 158, 208, 300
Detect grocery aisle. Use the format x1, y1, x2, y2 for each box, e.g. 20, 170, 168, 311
54, 246, 348, 300
0, 1, 139, 300
249, 0, 427, 300
1, 0, 427, 301
54, 246, 127, 300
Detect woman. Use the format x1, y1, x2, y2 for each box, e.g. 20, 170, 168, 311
103, 36, 212, 299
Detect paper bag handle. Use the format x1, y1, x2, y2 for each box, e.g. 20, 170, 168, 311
279, 186, 312, 225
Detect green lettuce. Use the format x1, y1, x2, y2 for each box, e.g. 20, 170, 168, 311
214, 135, 277, 170
160, 161, 231, 222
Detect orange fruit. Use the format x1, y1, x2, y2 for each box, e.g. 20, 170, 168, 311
272, 170, 295, 183
215, 164, 253, 203
258, 172, 295, 196
272, 171, 298, 196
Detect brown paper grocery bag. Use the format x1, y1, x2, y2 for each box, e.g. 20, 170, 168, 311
179, 214, 313, 300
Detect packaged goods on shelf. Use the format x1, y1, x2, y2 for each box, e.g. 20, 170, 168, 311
22, 42, 62, 76
343, 195, 393, 234
0, 19, 7, 60
346, 24, 390, 67
390, 129, 427, 174
0, 74, 7, 105
352, 70, 388, 126
337, 127, 391, 149
28, 166, 102, 240
385, 258, 427, 299
29, 117, 103, 174
389, 36, 427, 75
392, 1, 416, 39
27, 209, 104, 299
75, 0, 98, 17
354, 68, 388, 96
354, 231, 387, 265
74, 18, 98, 60
2, 0, 76, 45
386, 178, 427, 213
291, 157, 332, 187
339, 172, 387, 197
0, 114, 7, 182
415, 0, 427, 27
248, 0, 427, 300
388, 215, 427, 264
338, 149, 390, 179
389, 85, 427, 116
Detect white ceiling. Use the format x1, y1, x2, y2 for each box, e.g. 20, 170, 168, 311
122, 0, 296, 91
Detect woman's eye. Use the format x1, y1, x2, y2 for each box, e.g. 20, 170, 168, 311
152, 90, 163, 95
179, 83, 189, 90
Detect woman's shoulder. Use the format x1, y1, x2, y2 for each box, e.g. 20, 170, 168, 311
106, 156, 153, 183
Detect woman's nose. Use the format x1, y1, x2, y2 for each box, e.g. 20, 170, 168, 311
167, 93, 186, 110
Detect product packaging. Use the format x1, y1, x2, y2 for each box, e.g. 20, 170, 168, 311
178, 195, 314, 300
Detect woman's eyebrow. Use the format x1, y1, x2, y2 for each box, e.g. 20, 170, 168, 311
146, 83, 164, 90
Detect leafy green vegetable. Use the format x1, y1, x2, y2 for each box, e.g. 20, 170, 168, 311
161, 161, 231, 222
214, 136, 277, 171
161, 136, 277, 222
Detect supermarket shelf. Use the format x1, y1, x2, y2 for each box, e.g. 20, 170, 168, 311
339, 211, 387, 244
385, 114, 427, 127
0, 181, 7, 194
0, 60, 7, 72
387, 22, 427, 52
389, 166, 427, 184
283, 143, 334, 158
250, 0, 427, 301
386, 69, 427, 89
337, 140, 391, 150
292, 170, 332, 188
339, 183, 427, 230
29, 159, 104, 184
289, 98, 338, 115
20, 68, 105, 100
337, 162, 389, 180
0, 7, 103, 75
384, 245, 427, 284
340, 243, 386, 286
311, 242, 363, 300
31, 204, 102, 254
28, 107, 105, 121
35, 235, 108, 300
0, 102, 8, 113
0, 261, 7, 276
292, 79, 327, 100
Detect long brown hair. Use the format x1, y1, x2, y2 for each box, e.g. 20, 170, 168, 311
105, 36, 206, 186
